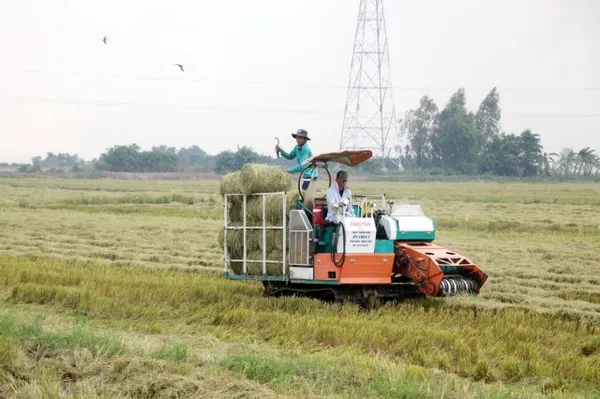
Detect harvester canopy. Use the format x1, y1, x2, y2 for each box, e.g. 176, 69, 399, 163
303, 150, 373, 167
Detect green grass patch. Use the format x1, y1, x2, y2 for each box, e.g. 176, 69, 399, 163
0, 313, 126, 357
220, 349, 563, 399
220, 352, 429, 398
152, 343, 188, 363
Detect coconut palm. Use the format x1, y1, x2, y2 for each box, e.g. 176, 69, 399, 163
557, 148, 576, 177
575, 147, 590, 176
541, 152, 559, 176
570, 147, 596, 176
591, 153, 600, 176
581, 148, 597, 176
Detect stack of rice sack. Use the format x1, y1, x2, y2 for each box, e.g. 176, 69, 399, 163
219, 164, 299, 275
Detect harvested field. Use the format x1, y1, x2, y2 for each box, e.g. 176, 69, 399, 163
0, 177, 599, 398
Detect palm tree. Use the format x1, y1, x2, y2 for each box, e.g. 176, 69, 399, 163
541, 152, 559, 176
583, 149, 597, 176
575, 147, 589, 176
592, 154, 600, 176
573, 147, 597, 176
558, 148, 576, 177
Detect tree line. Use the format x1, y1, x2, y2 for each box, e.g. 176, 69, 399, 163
6, 87, 598, 178
93, 144, 288, 173
8, 144, 286, 174
397, 88, 599, 177
14, 153, 85, 174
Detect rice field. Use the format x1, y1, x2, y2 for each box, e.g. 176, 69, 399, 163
0, 177, 599, 398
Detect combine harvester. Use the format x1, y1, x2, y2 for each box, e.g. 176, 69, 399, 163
222, 150, 487, 304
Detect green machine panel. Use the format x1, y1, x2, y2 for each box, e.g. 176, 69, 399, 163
396, 230, 435, 241
375, 240, 395, 253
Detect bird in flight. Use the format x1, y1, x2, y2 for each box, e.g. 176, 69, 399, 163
175, 63, 184, 72
103, 36, 108, 44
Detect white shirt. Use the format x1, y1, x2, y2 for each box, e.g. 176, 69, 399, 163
326, 182, 355, 223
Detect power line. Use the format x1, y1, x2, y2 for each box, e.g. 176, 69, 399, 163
0, 93, 337, 116
1, 92, 599, 118
2, 67, 600, 92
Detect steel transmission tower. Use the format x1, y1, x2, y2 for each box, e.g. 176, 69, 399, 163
340, 0, 400, 169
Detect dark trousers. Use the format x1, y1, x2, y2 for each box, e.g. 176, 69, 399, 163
301, 177, 317, 191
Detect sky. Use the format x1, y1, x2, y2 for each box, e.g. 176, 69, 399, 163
0, 0, 598, 163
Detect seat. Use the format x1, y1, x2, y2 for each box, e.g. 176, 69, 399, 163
313, 197, 327, 207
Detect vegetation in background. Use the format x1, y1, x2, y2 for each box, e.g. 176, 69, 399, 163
399, 87, 599, 177
5, 87, 599, 179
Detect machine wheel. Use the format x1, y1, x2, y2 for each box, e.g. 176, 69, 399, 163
261, 282, 427, 307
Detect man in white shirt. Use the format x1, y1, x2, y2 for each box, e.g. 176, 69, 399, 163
326, 170, 355, 224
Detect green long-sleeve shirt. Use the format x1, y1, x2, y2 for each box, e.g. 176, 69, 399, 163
280, 144, 317, 178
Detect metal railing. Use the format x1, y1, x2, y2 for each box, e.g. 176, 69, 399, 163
223, 192, 287, 277
288, 210, 312, 266
353, 194, 387, 216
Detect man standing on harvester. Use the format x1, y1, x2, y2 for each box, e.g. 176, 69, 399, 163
326, 170, 355, 224
276, 129, 317, 190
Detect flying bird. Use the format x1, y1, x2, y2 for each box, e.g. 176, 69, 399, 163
175, 63, 184, 72
103, 36, 108, 44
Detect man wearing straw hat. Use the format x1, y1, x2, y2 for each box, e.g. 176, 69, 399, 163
276, 129, 318, 190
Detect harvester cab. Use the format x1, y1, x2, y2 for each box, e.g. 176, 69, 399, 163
222, 150, 487, 303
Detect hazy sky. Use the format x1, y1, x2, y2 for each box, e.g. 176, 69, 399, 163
0, 0, 598, 163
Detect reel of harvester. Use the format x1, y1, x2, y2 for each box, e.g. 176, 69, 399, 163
439, 277, 479, 296
393, 242, 487, 297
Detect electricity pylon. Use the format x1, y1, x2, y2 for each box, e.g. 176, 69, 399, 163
340, 0, 401, 170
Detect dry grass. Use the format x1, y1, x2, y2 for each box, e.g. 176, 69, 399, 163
0, 309, 280, 399
2, 256, 598, 398
219, 171, 242, 195
239, 164, 292, 195
1, 177, 600, 398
